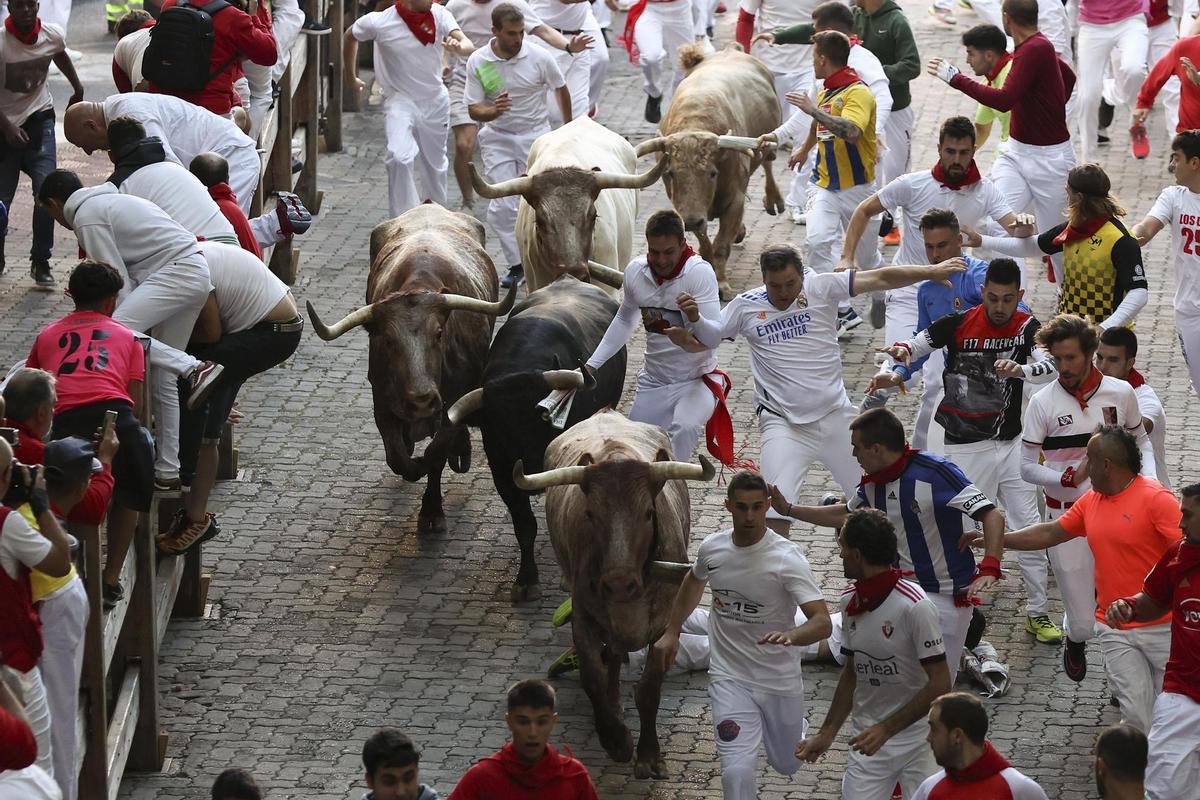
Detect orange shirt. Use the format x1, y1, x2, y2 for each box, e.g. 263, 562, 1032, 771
1058, 476, 1181, 627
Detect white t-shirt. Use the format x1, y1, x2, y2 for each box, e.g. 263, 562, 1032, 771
0, 508, 51, 580
692, 529, 824, 695
351, 4, 460, 102
1135, 382, 1171, 491
741, 0, 819, 74
0, 765, 61, 800
587, 253, 721, 386
528, 0, 589, 31
199, 242, 289, 334
0, 22, 64, 125
103, 93, 255, 165
464, 39, 565, 134
119, 161, 238, 245
113, 26, 152, 90
445, 0, 541, 68
691, 269, 852, 425
877, 171, 1013, 269
838, 579, 946, 739
1146, 184, 1200, 317
912, 767, 1048, 800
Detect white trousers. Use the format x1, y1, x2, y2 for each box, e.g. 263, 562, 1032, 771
584, 14, 610, 112
1147, 691, 1200, 800
1097, 622, 1171, 732
478, 125, 544, 268
912, 352, 945, 452
629, 375, 717, 460
545, 44, 592, 122
944, 438, 1047, 615
1043, 502, 1098, 643
773, 66, 814, 133
759, 402, 860, 519
990, 139, 1074, 282
1077, 16, 1149, 163
114, 255, 213, 478
243, 0, 305, 139
881, 105, 914, 189
1175, 311, 1200, 399
807, 181, 883, 273
1148, 20, 1181, 140
37, 576, 87, 800
5, 665, 53, 778
842, 727, 936, 800
709, 679, 806, 800
926, 590, 972, 684
384, 92, 450, 217
39, 0, 71, 32
635, 0, 694, 100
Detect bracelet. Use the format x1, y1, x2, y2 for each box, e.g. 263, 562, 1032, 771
788, 503, 796, 518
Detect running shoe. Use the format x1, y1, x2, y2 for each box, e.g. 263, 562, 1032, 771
789, 207, 806, 225
276, 191, 313, 236
185, 361, 225, 411
552, 597, 573, 628
645, 94, 662, 124
1130, 123, 1150, 159
882, 227, 901, 246
102, 581, 125, 611
1025, 614, 1064, 645
1063, 638, 1087, 682
836, 308, 862, 338
928, 4, 956, 24
547, 646, 581, 679
156, 513, 221, 557
30, 259, 54, 290
870, 294, 886, 329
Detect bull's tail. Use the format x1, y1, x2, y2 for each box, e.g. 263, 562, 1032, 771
677, 42, 708, 73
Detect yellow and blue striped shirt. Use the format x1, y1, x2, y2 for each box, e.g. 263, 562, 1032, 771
811, 81, 876, 191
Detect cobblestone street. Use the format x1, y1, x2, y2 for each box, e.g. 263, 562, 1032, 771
0, 2, 1194, 797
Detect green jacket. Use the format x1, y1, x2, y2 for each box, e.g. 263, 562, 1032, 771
773, 1, 920, 111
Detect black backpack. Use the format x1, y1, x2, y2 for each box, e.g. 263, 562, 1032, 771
141, 0, 237, 93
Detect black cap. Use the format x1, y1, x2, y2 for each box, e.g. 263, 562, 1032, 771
43, 436, 101, 484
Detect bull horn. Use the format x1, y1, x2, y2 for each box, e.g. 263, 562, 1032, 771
634, 136, 669, 157
647, 454, 717, 483
469, 163, 533, 199
512, 459, 589, 491
306, 300, 373, 341
587, 260, 625, 288
438, 281, 519, 316
649, 561, 693, 583
717, 135, 757, 158
446, 387, 484, 425
592, 155, 670, 191
543, 367, 595, 391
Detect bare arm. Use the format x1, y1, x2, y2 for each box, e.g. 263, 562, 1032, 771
795, 656, 856, 761
51, 51, 85, 106
808, 106, 862, 142
853, 258, 967, 295
760, 598, 832, 647
841, 195, 886, 271
554, 85, 573, 123
853, 658, 951, 755
652, 571, 708, 671
1106, 591, 1169, 628
1004, 520, 1073, 551
1131, 215, 1165, 247
443, 29, 474, 57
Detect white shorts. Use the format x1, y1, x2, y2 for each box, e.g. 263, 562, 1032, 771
446, 66, 474, 129
710, 679, 806, 800
842, 727, 935, 799
1147, 691, 1200, 800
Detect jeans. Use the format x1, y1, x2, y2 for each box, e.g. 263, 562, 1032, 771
0, 107, 56, 263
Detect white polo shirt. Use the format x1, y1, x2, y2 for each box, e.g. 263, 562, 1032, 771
528, 0, 588, 32
445, 0, 541, 70
103, 93, 254, 166
741, 0, 818, 74
1146, 184, 1200, 317
691, 269, 852, 425
199, 242, 290, 334
119, 161, 237, 246
350, 4, 460, 103
464, 38, 565, 134
876, 171, 1013, 269
839, 579, 946, 741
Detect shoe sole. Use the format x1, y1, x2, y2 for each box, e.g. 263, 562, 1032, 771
870, 298, 886, 329
157, 519, 221, 557
187, 363, 225, 411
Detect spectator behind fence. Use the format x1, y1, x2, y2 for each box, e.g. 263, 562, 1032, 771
1094, 724, 1148, 799
361, 729, 439, 800
0, 673, 58, 798
449, 679, 598, 800
0, 0, 83, 291
211, 767, 262, 800
111, 11, 154, 93
189, 153, 262, 259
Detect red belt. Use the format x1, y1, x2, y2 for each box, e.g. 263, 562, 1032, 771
1045, 496, 1074, 510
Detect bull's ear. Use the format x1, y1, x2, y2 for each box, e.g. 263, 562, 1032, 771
591, 166, 601, 172
653, 448, 671, 463
576, 454, 595, 467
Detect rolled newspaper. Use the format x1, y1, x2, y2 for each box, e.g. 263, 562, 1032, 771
537, 388, 576, 430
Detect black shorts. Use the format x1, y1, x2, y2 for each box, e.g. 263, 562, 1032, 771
52, 401, 155, 513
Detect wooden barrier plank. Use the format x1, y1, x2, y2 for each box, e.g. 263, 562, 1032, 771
104, 666, 140, 800
101, 550, 137, 675
326, 0, 345, 151
78, 523, 108, 796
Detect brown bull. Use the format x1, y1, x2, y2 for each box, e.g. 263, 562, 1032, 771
307, 203, 515, 532
514, 410, 713, 778
637, 44, 784, 300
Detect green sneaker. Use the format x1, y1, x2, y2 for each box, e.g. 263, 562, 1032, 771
547, 646, 581, 679
1025, 614, 1064, 645
552, 597, 573, 628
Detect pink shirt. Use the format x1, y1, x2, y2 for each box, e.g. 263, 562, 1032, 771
26, 312, 145, 413
1079, 0, 1147, 25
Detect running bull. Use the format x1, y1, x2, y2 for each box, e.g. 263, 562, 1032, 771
514, 410, 713, 778
306, 203, 516, 533
446, 276, 626, 602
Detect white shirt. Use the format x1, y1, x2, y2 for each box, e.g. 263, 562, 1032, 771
464, 38, 565, 134
692, 529, 824, 695
1146, 184, 1200, 316
1134, 382, 1171, 491
528, 0, 589, 32
877, 171, 1013, 269
119, 161, 238, 246
0, 508, 50, 581
912, 767, 1048, 800
690, 269, 852, 425
199, 242, 290, 334
351, 4, 460, 102
445, 0, 541, 69
740, 0, 820, 74
113, 26, 152, 89
839, 579, 946, 738
587, 253, 720, 386
0, 765, 61, 800
773, 44, 891, 141
0, 22, 64, 125
103, 93, 255, 165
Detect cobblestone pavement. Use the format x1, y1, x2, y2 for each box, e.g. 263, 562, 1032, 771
0, 2, 1194, 797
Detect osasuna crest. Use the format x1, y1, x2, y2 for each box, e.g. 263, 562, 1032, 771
882, 622, 895, 639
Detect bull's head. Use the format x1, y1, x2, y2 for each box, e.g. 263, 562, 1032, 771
635, 133, 755, 232
469, 159, 668, 286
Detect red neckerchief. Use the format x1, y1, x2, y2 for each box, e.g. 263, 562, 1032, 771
1148, 0, 1170, 27
620, 0, 646, 63
846, 568, 904, 617
1052, 216, 1109, 247
823, 65, 862, 91
652, 244, 695, 286
394, 1, 436, 45
860, 445, 918, 486
700, 370, 756, 471
139, 19, 155, 30
986, 51, 1012, 83
1126, 367, 1146, 388
947, 741, 1012, 783
931, 159, 982, 191
5, 16, 41, 45
848, 35, 863, 47
1065, 365, 1102, 409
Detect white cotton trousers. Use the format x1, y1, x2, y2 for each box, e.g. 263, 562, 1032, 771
1077, 15, 1149, 163
1175, 310, 1200, 399
709, 679, 807, 800
806, 181, 883, 273
384, 92, 450, 217
114, 254, 213, 478
1147, 691, 1200, 800
842, 727, 936, 800
5, 664, 53, 778
629, 375, 718, 460
478, 125, 544, 268
545, 45, 592, 122
944, 437, 1048, 615
1045, 502, 1098, 643
881, 105, 914, 189
37, 576, 88, 800
925, 590, 972, 684
584, 14, 610, 112
759, 402, 860, 519
1148, 20, 1181, 140
243, 0, 306, 139
990, 138, 1074, 282
1096, 622, 1171, 733
635, 0, 695, 100
912, 352, 945, 452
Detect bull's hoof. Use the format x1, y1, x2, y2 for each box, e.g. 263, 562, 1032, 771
448, 428, 471, 473
511, 582, 542, 604
634, 755, 668, 780
417, 512, 446, 534
734, 225, 747, 244
599, 724, 634, 763
763, 193, 786, 216
718, 282, 735, 302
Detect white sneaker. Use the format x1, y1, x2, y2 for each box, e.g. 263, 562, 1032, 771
789, 207, 806, 225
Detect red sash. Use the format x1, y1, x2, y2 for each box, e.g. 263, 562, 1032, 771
700, 370, 755, 470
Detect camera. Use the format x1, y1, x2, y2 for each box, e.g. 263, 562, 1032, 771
3, 461, 39, 509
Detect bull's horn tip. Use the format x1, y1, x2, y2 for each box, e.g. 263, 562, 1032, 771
698, 454, 716, 481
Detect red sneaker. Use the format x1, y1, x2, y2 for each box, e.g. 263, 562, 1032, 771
1130, 123, 1150, 159
883, 227, 901, 246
